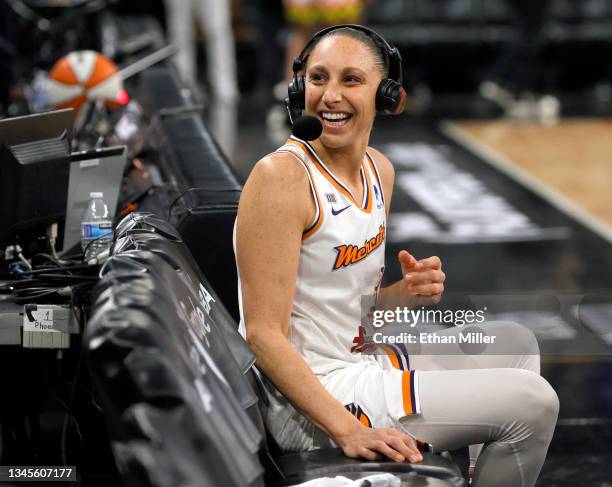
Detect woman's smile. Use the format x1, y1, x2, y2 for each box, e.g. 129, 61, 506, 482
304, 35, 381, 148
319, 111, 354, 130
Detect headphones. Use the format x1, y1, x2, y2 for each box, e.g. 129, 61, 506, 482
285, 24, 407, 123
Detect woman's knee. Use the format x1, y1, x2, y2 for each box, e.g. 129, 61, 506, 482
511, 370, 559, 439
527, 372, 559, 419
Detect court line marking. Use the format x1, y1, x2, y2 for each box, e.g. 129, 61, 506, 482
557, 418, 612, 426
440, 120, 612, 245
541, 355, 612, 364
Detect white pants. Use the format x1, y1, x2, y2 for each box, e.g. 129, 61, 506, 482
163, 0, 239, 155
259, 321, 559, 487
396, 321, 558, 487
163, 0, 238, 103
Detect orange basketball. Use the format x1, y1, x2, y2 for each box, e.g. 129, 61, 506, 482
47, 50, 123, 110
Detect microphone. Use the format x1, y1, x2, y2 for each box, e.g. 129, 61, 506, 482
291, 115, 323, 141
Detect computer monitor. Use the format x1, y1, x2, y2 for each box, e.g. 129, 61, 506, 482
0, 109, 76, 252
0, 132, 71, 249
0, 108, 74, 146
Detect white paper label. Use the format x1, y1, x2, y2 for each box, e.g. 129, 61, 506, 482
80, 158, 100, 168
23, 308, 58, 332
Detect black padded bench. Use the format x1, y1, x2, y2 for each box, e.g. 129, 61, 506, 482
84, 213, 466, 486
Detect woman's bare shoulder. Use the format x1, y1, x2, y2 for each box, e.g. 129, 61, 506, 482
240, 151, 313, 229
245, 151, 311, 191
367, 146, 395, 186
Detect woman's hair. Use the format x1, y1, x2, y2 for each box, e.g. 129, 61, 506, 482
304, 27, 389, 79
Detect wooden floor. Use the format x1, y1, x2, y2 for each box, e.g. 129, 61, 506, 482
453, 119, 612, 227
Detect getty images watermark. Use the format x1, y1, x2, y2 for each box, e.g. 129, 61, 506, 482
371, 306, 491, 345
352, 292, 612, 355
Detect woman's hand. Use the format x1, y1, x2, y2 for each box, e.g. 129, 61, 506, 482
378, 251, 445, 309
398, 250, 445, 304
336, 423, 424, 464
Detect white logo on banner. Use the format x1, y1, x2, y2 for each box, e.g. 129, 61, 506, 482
383, 143, 569, 244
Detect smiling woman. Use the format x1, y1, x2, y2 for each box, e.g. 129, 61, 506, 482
233, 25, 559, 487
307, 37, 380, 153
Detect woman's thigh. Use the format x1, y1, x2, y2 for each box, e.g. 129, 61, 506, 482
396, 321, 540, 373
397, 367, 554, 451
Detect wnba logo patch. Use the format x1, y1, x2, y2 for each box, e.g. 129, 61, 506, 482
373, 185, 384, 209
333, 225, 385, 270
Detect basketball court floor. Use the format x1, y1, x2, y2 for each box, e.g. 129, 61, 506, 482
233, 108, 612, 486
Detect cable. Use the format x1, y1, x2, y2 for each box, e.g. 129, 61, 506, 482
16, 247, 32, 271
11, 288, 71, 304
19, 264, 96, 276
61, 304, 87, 466
86, 248, 110, 266
42, 350, 84, 466
82, 232, 113, 262
47, 223, 61, 263
34, 274, 98, 282
32, 253, 64, 268
61, 251, 87, 261
7, 259, 100, 304
61, 415, 84, 466
61, 379, 97, 406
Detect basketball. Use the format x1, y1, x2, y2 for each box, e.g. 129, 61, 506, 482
46, 50, 123, 110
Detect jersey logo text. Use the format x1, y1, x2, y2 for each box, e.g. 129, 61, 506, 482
333, 224, 385, 270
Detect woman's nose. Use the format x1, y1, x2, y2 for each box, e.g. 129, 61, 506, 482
322, 81, 342, 105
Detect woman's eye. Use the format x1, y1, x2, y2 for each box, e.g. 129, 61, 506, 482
345, 76, 361, 83
309, 74, 325, 83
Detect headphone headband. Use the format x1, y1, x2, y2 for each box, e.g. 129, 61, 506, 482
291, 24, 402, 85
286, 24, 406, 122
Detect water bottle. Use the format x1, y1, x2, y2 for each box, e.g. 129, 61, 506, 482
114, 100, 143, 143
31, 70, 50, 113
81, 192, 113, 261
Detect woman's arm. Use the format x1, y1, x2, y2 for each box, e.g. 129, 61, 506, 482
236, 153, 422, 463
367, 147, 445, 309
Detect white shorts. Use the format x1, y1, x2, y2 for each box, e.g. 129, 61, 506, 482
320, 355, 421, 430
253, 355, 419, 452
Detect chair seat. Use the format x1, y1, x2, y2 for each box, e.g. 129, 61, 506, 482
272, 448, 467, 486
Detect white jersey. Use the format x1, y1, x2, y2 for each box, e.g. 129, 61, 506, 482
234, 137, 420, 450
283, 136, 388, 377
237, 136, 386, 377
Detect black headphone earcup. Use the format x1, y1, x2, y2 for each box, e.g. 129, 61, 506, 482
376, 79, 407, 115
287, 75, 306, 123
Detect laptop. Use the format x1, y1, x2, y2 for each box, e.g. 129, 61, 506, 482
62, 145, 127, 252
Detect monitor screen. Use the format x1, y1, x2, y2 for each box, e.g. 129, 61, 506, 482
0, 133, 71, 249
0, 109, 76, 252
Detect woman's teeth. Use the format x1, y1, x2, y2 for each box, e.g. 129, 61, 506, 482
321, 112, 352, 126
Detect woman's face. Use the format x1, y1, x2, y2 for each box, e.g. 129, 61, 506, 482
304, 35, 382, 150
